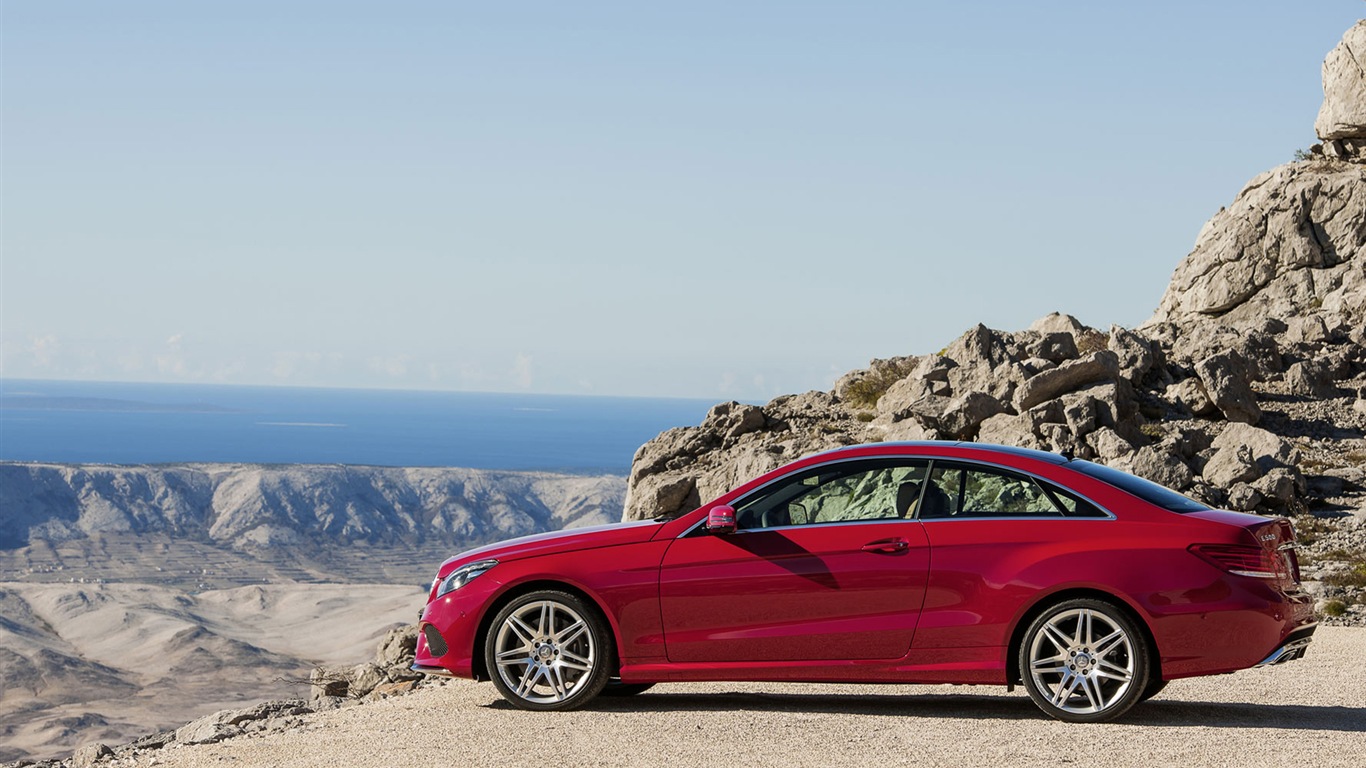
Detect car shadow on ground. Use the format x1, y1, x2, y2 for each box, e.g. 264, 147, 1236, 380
484, 690, 1366, 732
1131, 699, 1366, 731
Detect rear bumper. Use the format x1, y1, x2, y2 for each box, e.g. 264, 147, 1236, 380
1254, 624, 1316, 667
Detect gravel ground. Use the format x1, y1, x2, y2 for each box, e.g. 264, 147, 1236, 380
121, 628, 1366, 768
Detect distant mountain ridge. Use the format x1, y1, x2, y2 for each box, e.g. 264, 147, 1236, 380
0, 463, 626, 552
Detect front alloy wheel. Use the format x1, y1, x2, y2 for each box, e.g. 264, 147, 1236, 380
485, 590, 611, 711
1020, 598, 1150, 723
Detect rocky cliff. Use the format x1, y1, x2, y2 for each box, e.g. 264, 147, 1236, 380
0, 463, 625, 553
623, 23, 1366, 535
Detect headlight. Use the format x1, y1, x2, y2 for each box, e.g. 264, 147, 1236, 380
435, 559, 498, 597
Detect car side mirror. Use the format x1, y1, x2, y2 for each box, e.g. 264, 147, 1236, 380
705, 505, 736, 535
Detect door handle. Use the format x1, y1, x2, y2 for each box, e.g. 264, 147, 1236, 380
862, 538, 910, 554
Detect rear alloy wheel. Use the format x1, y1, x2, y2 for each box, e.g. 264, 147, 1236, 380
1020, 598, 1150, 723
485, 590, 611, 711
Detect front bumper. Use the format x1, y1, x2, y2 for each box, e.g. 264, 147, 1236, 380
413, 580, 500, 680
411, 663, 455, 677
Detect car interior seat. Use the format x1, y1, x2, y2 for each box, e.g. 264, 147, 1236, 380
918, 481, 953, 519
897, 482, 921, 518
760, 504, 791, 528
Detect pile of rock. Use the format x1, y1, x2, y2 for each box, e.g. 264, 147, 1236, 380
308, 625, 425, 703
623, 22, 1366, 619
625, 307, 1366, 523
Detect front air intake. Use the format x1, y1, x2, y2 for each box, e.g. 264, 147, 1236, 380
423, 624, 449, 658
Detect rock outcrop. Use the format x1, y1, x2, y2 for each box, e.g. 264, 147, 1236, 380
1316, 20, 1366, 142
1145, 162, 1366, 338
623, 21, 1366, 526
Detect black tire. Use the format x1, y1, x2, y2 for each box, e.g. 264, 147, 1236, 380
484, 590, 612, 711
601, 681, 655, 697
1018, 598, 1150, 723
1139, 678, 1168, 702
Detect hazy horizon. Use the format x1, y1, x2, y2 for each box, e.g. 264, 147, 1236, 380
5, 2, 1363, 400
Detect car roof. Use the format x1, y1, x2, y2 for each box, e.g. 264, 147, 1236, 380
807, 440, 1071, 466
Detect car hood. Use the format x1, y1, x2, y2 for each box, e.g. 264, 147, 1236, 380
438, 520, 663, 573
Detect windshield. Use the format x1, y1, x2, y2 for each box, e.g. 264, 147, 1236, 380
1069, 460, 1210, 513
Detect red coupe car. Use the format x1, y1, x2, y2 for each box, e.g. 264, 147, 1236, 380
413, 442, 1316, 722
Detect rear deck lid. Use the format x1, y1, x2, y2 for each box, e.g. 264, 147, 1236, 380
1187, 510, 1302, 586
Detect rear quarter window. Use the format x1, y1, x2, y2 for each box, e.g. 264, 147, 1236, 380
1068, 460, 1209, 513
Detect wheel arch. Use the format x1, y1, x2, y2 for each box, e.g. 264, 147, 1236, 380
470, 579, 621, 682
1004, 587, 1162, 687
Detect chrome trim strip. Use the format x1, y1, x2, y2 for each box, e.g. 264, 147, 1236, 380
1254, 637, 1313, 667
411, 663, 455, 677
675, 452, 1117, 538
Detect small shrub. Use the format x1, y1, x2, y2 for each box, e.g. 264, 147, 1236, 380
1290, 514, 1339, 546
1299, 456, 1335, 472
843, 359, 918, 409
855, 411, 876, 423
1074, 329, 1108, 356
1293, 147, 1313, 161
1139, 423, 1165, 441
1322, 565, 1366, 588
1322, 599, 1348, 617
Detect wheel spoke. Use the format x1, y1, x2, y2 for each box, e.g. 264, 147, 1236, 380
549, 664, 569, 700
1078, 674, 1101, 710
1041, 623, 1072, 654
556, 619, 587, 646
561, 648, 592, 666
1096, 658, 1132, 681
1075, 609, 1091, 647
1050, 673, 1081, 707
1094, 628, 1127, 658
558, 657, 591, 672
496, 647, 530, 663
515, 664, 540, 697
537, 602, 551, 637
508, 615, 537, 645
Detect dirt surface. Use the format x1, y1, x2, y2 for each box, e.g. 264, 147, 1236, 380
0, 582, 422, 763
123, 628, 1366, 768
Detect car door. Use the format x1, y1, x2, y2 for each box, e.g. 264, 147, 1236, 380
912, 460, 1113, 651
658, 459, 932, 663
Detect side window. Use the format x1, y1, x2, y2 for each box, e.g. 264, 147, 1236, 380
732, 460, 929, 529
960, 468, 1064, 517
920, 466, 963, 518
1044, 484, 1108, 518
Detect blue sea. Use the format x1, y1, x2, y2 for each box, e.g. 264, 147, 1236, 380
0, 379, 717, 473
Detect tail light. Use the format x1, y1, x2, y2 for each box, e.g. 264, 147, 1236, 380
1189, 544, 1287, 579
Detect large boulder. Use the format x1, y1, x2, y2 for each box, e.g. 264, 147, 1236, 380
1316, 21, 1366, 141
1210, 423, 1299, 473
1194, 351, 1261, 425
1013, 351, 1121, 412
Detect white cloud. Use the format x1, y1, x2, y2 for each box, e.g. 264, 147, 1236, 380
511, 353, 533, 390
155, 334, 188, 376
368, 355, 410, 378
30, 334, 59, 368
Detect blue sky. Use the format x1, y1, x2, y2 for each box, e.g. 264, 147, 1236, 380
3, 2, 1362, 400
